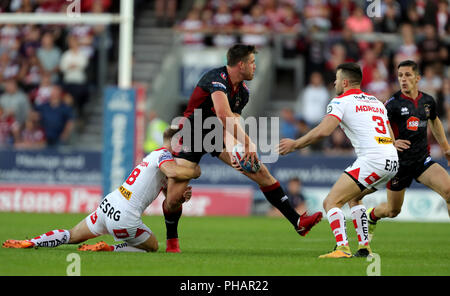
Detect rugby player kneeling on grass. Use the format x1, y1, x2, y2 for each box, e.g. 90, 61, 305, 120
2, 127, 201, 253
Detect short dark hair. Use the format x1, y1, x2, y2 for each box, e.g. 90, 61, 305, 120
336, 63, 362, 85
397, 60, 419, 75
227, 44, 257, 66
163, 126, 181, 142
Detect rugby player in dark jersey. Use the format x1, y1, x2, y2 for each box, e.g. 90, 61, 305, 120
367, 60, 450, 240
161, 44, 322, 252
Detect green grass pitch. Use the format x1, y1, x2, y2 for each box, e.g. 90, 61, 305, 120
0, 212, 449, 276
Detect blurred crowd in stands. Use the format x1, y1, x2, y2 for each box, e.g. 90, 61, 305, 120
176, 0, 450, 158
0, 0, 113, 149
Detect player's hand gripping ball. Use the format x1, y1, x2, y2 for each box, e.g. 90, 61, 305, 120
231, 143, 261, 173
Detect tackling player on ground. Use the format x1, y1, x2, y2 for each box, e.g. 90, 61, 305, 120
367, 60, 450, 240
2, 127, 201, 252
162, 44, 323, 252
278, 63, 399, 258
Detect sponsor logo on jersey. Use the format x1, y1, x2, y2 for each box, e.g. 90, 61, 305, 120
327, 105, 333, 114
375, 136, 393, 144
212, 81, 227, 90
119, 185, 132, 200
400, 107, 409, 115
424, 104, 431, 118
355, 105, 385, 114
406, 116, 420, 131
158, 151, 174, 164
220, 72, 227, 80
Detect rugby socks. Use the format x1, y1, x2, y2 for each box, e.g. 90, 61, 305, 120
326, 208, 349, 247
261, 181, 300, 228
111, 242, 146, 253
29, 229, 71, 248
162, 199, 182, 239
368, 207, 381, 223
350, 205, 369, 247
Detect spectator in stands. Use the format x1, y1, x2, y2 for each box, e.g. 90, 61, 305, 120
419, 24, 447, 71
212, 1, 236, 47
267, 177, 307, 217
241, 3, 271, 47
155, 0, 178, 27
375, 0, 401, 33
37, 31, 62, 84
35, 85, 74, 147
59, 34, 89, 118
338, 26, 360, 62
324, 43, 348, 87
18, 52, 43, 93
0, 24, 20, 50
418, 64, 443, 98
29, 72, 53, 106
35, 0, 65, 13
279, 107, 299, 139
367, 68, 391, 103
0, 50, 21, 83
294, 71, 329, 128
393, 23, 420, 67
436, 0, 449, 38
14, 110, 46, 150
20, 25, 41, 59
0, 104, 19, 148
329, 0, 356, 32
345, 6, 373, 34
408, 0, 438, 27
175, 8, 205, 47
0, 79, 31, 125
359, 47, 388, 90
303, 0, 331, 32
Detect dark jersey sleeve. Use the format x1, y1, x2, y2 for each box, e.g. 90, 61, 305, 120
198, 70, 228, 95
384, 96, 397, 122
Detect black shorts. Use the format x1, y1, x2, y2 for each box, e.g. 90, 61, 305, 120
172, 126, 225, 164
387, 156, 435, 191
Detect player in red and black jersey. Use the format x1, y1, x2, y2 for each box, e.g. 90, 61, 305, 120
161, 44, 322, 252
367, 60, 450, 239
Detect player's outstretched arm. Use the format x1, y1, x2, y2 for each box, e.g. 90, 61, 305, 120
212, 91, 258, 165
428, 117, 450, 165
160, 161, 201, 181
277, 115, 340, 155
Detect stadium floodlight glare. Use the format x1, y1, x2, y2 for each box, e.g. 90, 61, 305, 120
0, 0, 134, 89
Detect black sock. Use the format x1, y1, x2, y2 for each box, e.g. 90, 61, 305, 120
162, 200, 182, 240
261, 181, 300, 228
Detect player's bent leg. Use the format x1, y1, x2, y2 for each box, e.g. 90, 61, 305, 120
134, 233, 159, 252
219, 151, 322, 236
373, 189, 405, 219
69, 219, 98, 244
417, 163, 450, 217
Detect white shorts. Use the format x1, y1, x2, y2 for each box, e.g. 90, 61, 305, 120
344, 156, 398, 191
85, 193, 152, 246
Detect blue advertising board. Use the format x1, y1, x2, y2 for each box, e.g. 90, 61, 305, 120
102, 87, 136, 195
0, 148, 101, 185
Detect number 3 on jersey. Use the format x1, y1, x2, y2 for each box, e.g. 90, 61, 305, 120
126, 168, 141, 185
372, 116, 387, 134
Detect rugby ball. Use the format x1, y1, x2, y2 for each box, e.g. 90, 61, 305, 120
231, 143, 260, 173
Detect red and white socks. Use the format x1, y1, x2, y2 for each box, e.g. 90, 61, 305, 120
110, 242, 146, 252
29, 229, 71, 248
350, 205, 369, 247
326, 208, 349, 247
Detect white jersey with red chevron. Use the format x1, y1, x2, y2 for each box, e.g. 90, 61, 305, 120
326, 89, 397, 159
113, 147, 174, 216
